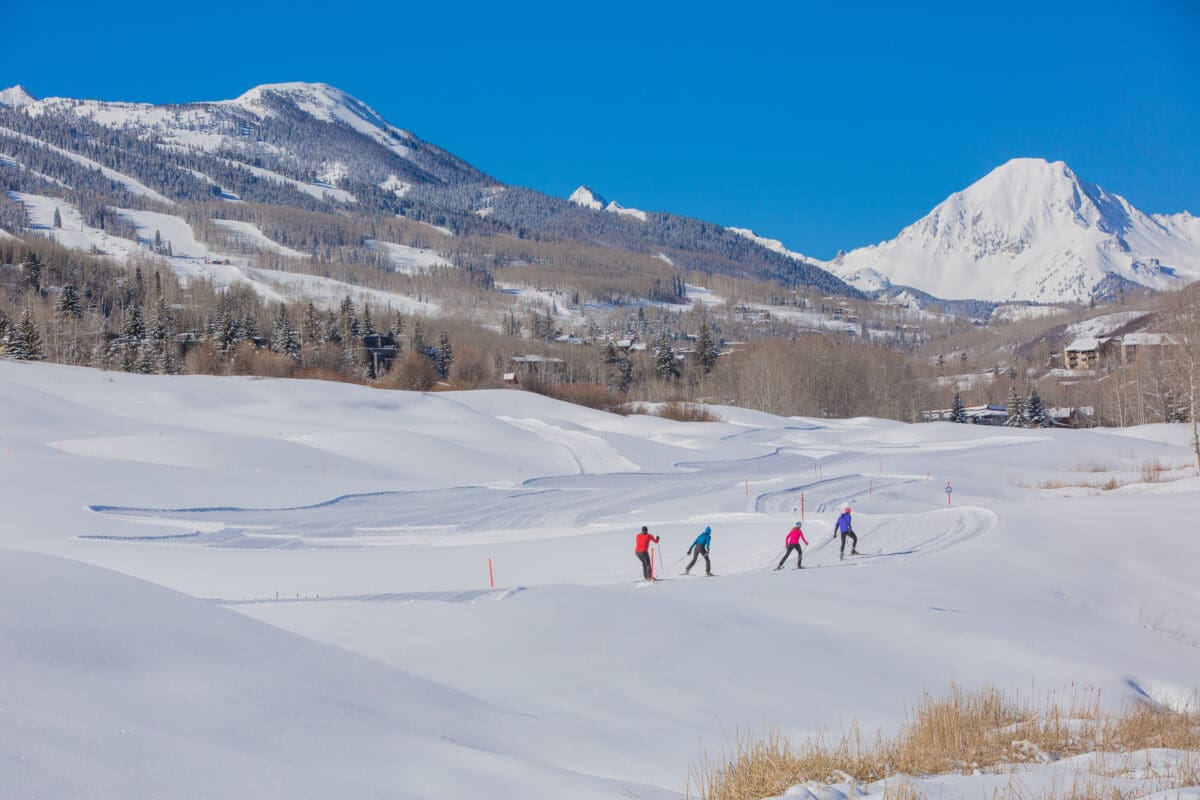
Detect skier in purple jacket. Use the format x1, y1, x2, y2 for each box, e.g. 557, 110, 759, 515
836, 507, 859, 559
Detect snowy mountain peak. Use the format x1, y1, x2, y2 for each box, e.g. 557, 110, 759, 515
826, 158, 1200, 303
0, 85, 37, 107
569, 186, 607, 210
226, 82, 414, 142
568, 186, 648, 221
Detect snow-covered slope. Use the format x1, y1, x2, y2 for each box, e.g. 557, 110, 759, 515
826, 158, 1200, 303
1, 360, 1197, 798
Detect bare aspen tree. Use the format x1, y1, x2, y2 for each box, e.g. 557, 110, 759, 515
1162, 286, 1200, 473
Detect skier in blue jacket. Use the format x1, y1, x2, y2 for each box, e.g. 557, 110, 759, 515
835, 507, 859, 559
684, 526, 713, 576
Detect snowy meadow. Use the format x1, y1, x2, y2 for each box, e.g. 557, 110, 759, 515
1, 360, 1197, 799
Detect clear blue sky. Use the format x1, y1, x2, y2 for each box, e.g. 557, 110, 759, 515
2, 0, 1197, 259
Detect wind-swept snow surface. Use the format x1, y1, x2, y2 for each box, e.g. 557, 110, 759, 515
1, 361, 1197, 799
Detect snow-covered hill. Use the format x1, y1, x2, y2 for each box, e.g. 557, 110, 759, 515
825, 158, 1200, 303
1, 360, 1197, 798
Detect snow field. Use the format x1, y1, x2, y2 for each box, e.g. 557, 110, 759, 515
0, 360, 1197, 799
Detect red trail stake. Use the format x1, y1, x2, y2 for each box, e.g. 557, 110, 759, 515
488, 557, 494, 589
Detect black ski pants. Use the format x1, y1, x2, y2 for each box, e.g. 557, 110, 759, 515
686, 546, 711, 575
839, 530, 858, 555
636, 550, 653, 579
779, 543, 803, 568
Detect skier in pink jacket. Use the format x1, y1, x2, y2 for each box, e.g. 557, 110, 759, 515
775, 522, 809, 569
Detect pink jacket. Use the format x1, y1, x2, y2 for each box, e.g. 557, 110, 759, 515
786, 526, 808, 546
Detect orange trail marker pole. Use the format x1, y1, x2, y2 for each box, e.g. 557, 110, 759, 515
869, 480, 873, 497
488, 557, 494, 589
745, 478, 749, 496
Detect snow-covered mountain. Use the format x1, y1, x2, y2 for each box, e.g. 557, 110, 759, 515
1, 81, 489, 190
824, 158, 1200, 303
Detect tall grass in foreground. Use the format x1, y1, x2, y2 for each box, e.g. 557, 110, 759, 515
688, 685, 1200, 800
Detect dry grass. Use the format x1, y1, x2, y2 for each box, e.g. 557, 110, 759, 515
688, 685, 1200, 800
654, 401, 723, 422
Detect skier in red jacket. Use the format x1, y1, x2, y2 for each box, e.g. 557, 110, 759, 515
635, 526, 660, 580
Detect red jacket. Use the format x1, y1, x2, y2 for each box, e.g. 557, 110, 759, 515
635, 532, 659, 552
786, 526, 808, 546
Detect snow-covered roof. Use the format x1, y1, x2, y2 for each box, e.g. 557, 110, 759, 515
1064, 337, 1103, 352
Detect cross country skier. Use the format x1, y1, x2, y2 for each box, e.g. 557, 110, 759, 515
836, 506, 859, 559
684, 526, 713, 576
776, 522, 808, 569
635, 525, 660, 580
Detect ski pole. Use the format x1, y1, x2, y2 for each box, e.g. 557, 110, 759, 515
764, 549, 785, 571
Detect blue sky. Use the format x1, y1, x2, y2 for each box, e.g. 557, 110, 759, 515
2, 0, 1197, 259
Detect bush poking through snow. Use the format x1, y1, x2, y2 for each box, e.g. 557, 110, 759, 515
654, 401, 722, 422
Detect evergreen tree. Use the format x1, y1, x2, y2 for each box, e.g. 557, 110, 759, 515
696, 323, 719, 375
271, 303, 300, 361
951, 391, 967, 423
360, 303, 374, 336
6, 310, 44, 360
434, 332, 453, 378
18, 251, 42, 295
410, 322, 428, 357
300, 302, 321, 346
52, 206, 62, 228
1004, 384, 1025, 427
123, 304, 147, 341
56, 283, 82, 318
1026, 389, 1047, 428
338, 295, 359, 341
655, 332, 680, 381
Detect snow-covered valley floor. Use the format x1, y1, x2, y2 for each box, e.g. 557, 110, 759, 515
0, 361, 1197, 799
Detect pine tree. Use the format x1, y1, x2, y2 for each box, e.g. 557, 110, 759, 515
18, 251, 42, 295
301, 302, 321, 346
6, 310, 44, 360
389, 311, 406, 340
655, 332, 680, 381
271, 303, 300, 361
410, 322, 428, 357
52, 207, 62, 228
696, 323, 719, 375
434, 332, 453, 378
1026, 389, 1047, 428
360, 303, 374, 336
951, 391, 967, 423
1004, 385, 1025, 427
123, 304, 147, 341
56, 283, 82, 318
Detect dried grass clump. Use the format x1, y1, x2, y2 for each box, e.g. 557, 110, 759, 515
655, 401, 722, 422
688, 685, 1200, 800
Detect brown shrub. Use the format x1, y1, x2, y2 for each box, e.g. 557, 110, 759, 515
449, 345, 496, 388
181, 340, 222, 375
535, 382, 627, 413
655, 401, 722, 422
291, 366, 363, 385
387, 352, 438, 391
